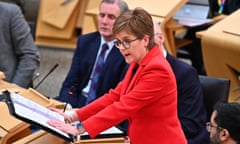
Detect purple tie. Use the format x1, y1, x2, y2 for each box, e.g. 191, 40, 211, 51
86, 43, 109, 104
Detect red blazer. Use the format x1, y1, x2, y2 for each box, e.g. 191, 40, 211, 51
76, 46, 187, 144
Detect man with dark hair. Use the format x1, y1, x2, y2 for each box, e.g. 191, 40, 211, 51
207, 102, 240, 144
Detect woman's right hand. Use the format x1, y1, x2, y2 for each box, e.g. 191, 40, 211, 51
48, 107, 73, 123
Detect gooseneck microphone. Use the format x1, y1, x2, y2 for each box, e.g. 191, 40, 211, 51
63, 85, 75, 112
34, 64, 59, 89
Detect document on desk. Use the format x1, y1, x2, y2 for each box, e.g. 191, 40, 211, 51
2, 91, 124, 141
2, 91, 73, 142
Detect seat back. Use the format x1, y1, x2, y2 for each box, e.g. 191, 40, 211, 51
199, 75, 230, 120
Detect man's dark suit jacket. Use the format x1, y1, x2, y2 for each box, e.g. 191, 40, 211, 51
57, 32, 128, 108
166, 54, 210, 144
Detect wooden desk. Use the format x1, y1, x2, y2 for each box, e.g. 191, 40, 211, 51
0, 74, 65, 143
13, 130, 128, 144
0, 71, 5, 79
0, 77, 25, 94
0, 102, 32, 144
198, 9, 240, 102
35, 0, 89, 49
85, 0, 187, 55
85, 2, 165, 29
162, 18, 192, 56
86, 0, 185, 22
12, 130, 66, 144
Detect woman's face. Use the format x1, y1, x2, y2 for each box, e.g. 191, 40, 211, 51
114, 30, 149, 64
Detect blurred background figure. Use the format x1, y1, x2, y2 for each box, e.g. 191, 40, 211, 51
0, 1, 40, 88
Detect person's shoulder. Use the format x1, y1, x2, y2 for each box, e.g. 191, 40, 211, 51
79, 31, 100, 39
167, 53, 189, 67
76, 31, 100, 47
166, 53, 198, 75
0, 2, 20, 11
0, 2, 22, 18
77, 31, 100, 43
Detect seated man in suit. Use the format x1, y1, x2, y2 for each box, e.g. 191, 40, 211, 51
57, 0, 129, 108
207, 102, 240, 144
154, 21, 210, 144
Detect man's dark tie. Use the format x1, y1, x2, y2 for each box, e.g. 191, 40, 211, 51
86, 43, 109, 104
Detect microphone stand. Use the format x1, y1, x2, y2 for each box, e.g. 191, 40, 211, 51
63, 85, 75, 112
34, 64, 59, 89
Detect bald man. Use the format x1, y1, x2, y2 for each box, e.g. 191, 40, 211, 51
154, 21, 209, 144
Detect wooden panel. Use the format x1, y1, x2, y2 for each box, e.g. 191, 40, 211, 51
0, 103, 22, 131
84, 0, 187, 56
36, 0, 80, 39
0, 127, 8, 138
199, 10, 240, 102
42, 0, 79, 29
125, 0, 184, 19
35, 0, 84, 48
13, 130, 127, 144
12, 130, 66, 144
0, 71, 5, 79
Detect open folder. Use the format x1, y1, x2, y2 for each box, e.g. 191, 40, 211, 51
1, 90, 74, 142
1, 91, 124, 142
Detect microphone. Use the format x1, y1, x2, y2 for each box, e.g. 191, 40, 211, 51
33, 72, 40, 81
34, 64, 59, 89
63, 85, 76, 112
61, 0, 73, 6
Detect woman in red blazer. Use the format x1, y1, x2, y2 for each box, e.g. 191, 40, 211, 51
48, 7, 187, 144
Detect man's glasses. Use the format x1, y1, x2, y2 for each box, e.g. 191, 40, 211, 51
206, 122, 223, 132
114, 38, 139, 49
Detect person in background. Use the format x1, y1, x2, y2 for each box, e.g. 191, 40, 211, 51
48, 8, 187, 144
56, 0, 129, 108
208, 0, 240, 21
154, 21, 210, 144
0, 2, 39, 88
179, 0, 240, 75
207, 102, 240, 144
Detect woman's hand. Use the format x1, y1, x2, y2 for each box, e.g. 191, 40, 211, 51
48, 107, 70, 122
47, 120, 85, 136
48, 107, 77, 123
